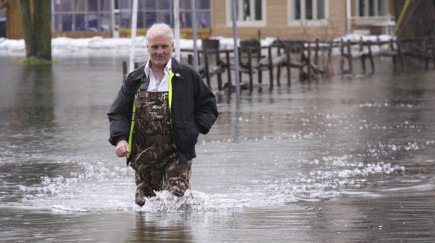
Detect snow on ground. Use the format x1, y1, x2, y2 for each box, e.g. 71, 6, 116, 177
0, 34, 392, 57
0, 36, 276, 56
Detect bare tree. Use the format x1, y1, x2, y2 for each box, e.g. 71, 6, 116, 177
20, 0, 52, 60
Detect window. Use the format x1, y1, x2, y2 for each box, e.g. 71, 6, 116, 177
117, 0, 211, 28
288, 0, 328, 25
53, 0, 111, 32
226, 0, 266, 27
356, 0, 387, 17
179, 0, 211, 28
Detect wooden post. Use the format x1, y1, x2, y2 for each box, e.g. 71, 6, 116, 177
276, 45, 282, 85
432, 37, 435, 69
307, 42, 312, 81
268, 45, 274, 87
340, 39, 345, 74
225, 50, 232, 91
286, 43, 291, 86
360, 38, 366, 73
368, 41, 375, 74
215, 49, 223, 90
326, 41, 333, 75
203, 50, 211, 88
424, 37, 429, 69
247, 47, 253, 90
122, 60, 127, 77
187, 54, 193, 65
314, 38, 319, 67
346, 40, 353, 74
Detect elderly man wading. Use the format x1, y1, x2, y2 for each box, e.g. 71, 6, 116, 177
108, 23, 218, 206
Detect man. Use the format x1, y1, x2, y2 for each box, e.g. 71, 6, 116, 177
108, 23, 218, 206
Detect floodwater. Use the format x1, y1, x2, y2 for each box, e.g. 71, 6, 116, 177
0, 54, 435, 242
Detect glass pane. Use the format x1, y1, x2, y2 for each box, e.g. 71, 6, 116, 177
145, 0, 156, 9
180, 12, 192, 28
368, 0, 374, 16
378, 0, 386, 15
62, 14, 73, 31
305, 0, 313, 20
120, 10, 131, 28
100, 0, 110, 11
119, 0, 130, 9
137, 12, 145, 28
359, 0, 365, 17
54, 14, 63, 31
294, 0, 301, 20
197, 12, 210, 27
54, 0, 61, 12
157, 11, 172, 25
75, 14, 86, 31
159, 0, 171, 9
254, 0, 262, 20
317, 0, 325, 19
197, 0, 210, 10
74, 0, 86, 12
87, 13, 99, 31
180, 0, 190, 9
145, 12, 156, 27
88, 0, 98, 11
54, 0, 73, 12
100, 13, 111, 31
138, 0, 145, 10
243, 0, 251, 21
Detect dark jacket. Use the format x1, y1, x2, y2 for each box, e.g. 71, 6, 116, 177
108, 58, 218, 163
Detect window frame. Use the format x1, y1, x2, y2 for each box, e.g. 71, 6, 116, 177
287, 0, 329, 26
226, 0, 267, 27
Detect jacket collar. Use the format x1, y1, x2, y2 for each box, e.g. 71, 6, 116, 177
128, 57, 184, 82
169, 58, 185, 80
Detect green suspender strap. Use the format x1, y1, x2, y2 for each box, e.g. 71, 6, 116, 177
169, 71, 176, 149
126, 94, 137, 161
169, 71, 174, 108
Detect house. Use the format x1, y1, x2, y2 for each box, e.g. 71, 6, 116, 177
4, 0, 394, 40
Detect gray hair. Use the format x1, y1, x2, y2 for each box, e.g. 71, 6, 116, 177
145, 23, 174, 41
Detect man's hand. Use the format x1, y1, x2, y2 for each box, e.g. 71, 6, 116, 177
115, 140, 129, 157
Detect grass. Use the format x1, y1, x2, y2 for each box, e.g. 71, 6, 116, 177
20, 56, 60, 65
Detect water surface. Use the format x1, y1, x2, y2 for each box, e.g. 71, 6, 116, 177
0, 55, 434, 242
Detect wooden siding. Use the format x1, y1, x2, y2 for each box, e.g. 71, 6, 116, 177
210, 0, 347, 40
6, 0, 22, 39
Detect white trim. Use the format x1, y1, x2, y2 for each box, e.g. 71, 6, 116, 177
287, 0, 329, 27
226, 0, 267, 27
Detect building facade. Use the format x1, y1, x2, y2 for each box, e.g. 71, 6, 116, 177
212, 0, 346, 40
4, 0, 394, 40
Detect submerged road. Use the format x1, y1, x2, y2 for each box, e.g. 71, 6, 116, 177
0, 55, 434, 242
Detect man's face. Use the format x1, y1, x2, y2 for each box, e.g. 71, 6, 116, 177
147, 33, 173, 69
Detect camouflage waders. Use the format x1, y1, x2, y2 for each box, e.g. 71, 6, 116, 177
130, 90, 192, 206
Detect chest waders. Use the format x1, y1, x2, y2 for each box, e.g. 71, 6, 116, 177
128, 72, 192, 207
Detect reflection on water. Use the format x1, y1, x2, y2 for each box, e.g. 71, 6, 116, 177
0, 55, 435, 241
